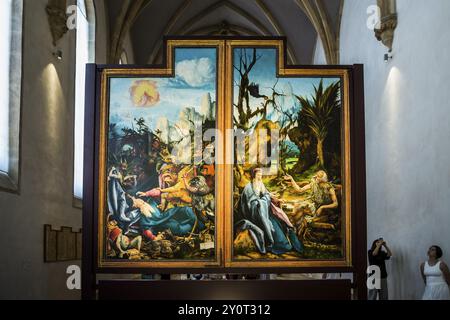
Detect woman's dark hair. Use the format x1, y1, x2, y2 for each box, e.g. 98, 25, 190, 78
432, 245, 443, 259
370, 239, 379, 251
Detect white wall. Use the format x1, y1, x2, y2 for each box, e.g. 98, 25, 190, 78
334, 0, 450, 299
0, 0, 107, 299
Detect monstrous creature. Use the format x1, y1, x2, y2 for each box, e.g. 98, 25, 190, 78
184, 175, 215, 223
107, 215, 142, 259
137, 165, 193, 210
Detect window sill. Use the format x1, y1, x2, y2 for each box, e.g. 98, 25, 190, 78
73, 197, 83, 209
0, 172, 19, 194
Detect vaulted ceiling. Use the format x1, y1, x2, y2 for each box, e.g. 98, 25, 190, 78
104, 0, 343, 65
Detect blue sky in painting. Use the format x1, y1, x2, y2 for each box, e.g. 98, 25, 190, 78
109, 48, 216, 131
175, 47, 216, 63
233, 48, 340, 128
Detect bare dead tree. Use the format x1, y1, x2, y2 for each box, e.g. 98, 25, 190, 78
233, 48, 264, 131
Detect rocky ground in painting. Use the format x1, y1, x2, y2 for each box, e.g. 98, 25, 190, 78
142, 225, 215, 260
108, 223, 216, 261
234, 219, 342, 261
234, 230, 303, 260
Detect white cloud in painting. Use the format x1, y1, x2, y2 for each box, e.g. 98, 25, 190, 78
172, 58, 215, 88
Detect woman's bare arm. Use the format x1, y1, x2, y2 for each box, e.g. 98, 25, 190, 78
372, 243, 382, 256
440, 262, 450, 286
382, 242, 393, 258
420, 262, 426, 284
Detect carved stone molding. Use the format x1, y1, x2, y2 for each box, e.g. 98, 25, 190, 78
374, 0, 398, 51
46, 0, 68, 46
217, 20, 233, 35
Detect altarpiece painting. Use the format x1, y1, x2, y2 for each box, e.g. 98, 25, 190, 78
225, 40, 351, 268
94, 39, 354, 269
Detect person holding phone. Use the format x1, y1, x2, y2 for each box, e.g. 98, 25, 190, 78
368, 238, 393, 300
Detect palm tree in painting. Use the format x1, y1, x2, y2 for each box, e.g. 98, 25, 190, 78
296, 80, 340, 168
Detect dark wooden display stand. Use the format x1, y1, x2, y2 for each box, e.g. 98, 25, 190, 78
82, 37, 367, 301
98, 280, 352, 300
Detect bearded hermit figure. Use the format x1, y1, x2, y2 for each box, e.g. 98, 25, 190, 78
284, 170, 338, 217
235, 168, 303, 255
284, 170, 339, 239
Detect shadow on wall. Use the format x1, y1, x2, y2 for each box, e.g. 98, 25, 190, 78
388, 248, 424, 300
388, 248, 404, 299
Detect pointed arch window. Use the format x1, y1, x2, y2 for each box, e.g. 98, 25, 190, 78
73, 0, 95, 201
0, 0, 23, 193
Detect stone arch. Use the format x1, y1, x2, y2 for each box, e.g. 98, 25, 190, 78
295, 0, 340, 64
147, 0, 297, 65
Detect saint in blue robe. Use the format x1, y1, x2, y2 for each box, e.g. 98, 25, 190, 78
108, 174, 203, 237
139, 199, 204, 236
235, 182, 303, 255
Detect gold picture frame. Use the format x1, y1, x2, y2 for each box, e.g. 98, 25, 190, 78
97, 40, 226, 268
95, 39, 353, 269
223, 40, 352, 268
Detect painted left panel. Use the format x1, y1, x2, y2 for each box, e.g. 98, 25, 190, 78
101, 48, 219, 265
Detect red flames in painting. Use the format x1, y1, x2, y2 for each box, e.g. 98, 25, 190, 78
129, 80, 160, 107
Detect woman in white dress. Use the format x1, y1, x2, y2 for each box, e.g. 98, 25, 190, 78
420, 245, 450, 300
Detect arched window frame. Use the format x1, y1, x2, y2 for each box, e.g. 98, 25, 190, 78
0, 0, 23, 193
73, 0, 95, 205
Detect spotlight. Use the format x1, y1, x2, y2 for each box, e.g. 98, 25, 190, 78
53, 49, 63, 61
